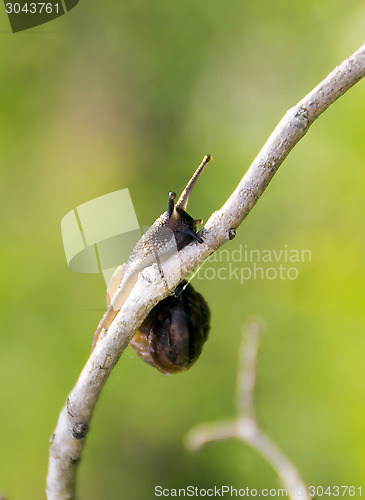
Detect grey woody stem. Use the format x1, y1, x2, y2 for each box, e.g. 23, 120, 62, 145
47, 42, 365, 499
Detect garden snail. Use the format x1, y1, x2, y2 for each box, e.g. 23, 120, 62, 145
93, 154, 212, 374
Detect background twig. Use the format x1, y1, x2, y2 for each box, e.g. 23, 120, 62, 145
186, 322, 310, 500
47, 43, 365, 499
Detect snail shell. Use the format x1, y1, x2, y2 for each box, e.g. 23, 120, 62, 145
129, 281, 210, 374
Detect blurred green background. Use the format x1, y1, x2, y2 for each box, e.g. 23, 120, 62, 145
1, 1, 365, 499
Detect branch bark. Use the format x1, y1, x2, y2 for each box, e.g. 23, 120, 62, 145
47, 43, 365, 499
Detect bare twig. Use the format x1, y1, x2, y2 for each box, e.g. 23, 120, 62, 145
236, 321, 263, 419
47, 43, 365, 499
186, 322, 310, 500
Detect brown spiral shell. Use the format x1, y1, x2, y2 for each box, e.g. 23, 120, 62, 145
129, 281, 210, 374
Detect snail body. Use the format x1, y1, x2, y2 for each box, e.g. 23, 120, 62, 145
93, 155, 212, 374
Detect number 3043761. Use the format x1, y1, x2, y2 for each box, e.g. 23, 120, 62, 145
5, 3, 60, 14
